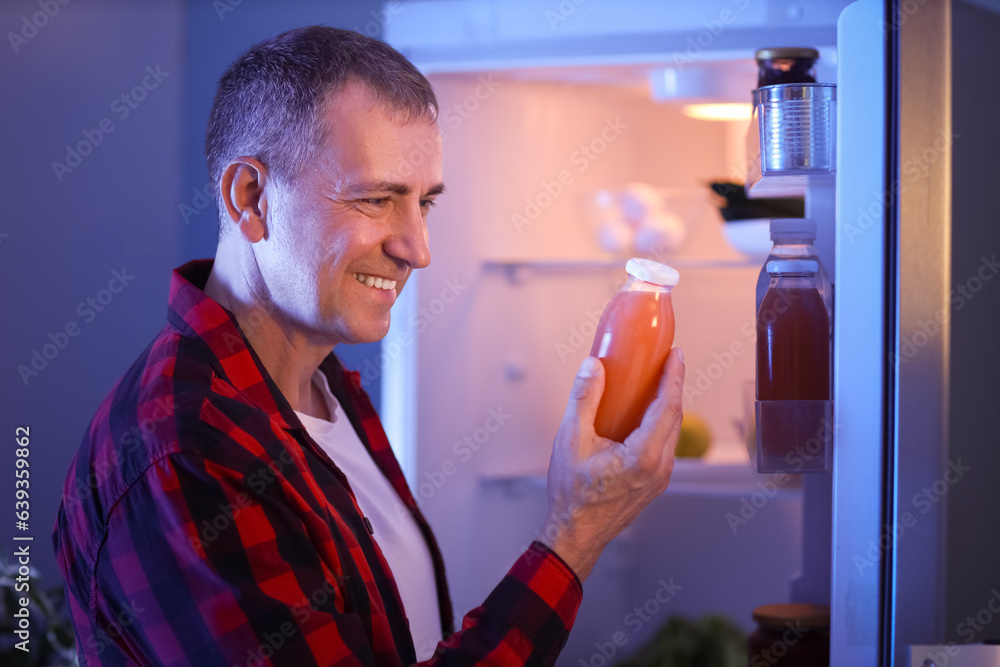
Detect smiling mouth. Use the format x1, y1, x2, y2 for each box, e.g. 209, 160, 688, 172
353, 272, 397, 291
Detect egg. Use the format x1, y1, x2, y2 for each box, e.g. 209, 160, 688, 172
619, 182, 664, 225
634, 212, 686, 257
598, 218, 635, 254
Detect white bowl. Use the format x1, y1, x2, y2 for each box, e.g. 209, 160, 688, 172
721, 218, 772, 259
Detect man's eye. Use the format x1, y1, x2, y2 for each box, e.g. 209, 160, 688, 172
360, 197, 391, 207
420, 199, 437, 209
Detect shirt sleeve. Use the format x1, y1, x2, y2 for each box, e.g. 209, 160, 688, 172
90, 450, 582, 667
424, 542, 582, 667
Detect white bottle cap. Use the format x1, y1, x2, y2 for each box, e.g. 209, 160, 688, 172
626, 258, 680, 287
767, 259, 818, 275
770, 218, 817, 241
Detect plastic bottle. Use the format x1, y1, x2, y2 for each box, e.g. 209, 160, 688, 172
590, 258, 678, 442
755, 218, 832, 318
756, 260, 830, 401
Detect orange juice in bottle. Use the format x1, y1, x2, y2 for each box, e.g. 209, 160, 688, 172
590, 258, 679, 442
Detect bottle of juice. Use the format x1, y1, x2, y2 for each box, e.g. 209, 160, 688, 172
590, 258, 679, 442
756, 260, 830, 401
755, 218, 832, 319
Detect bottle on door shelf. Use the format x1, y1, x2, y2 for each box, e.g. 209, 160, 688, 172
756, 260, 830, 401
755, 218, 832, 320
589, 258, 678, 443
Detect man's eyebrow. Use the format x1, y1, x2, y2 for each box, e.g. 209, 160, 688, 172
349, 181, 446, 197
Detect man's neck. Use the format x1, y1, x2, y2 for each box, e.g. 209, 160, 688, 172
203, 249, 334, 420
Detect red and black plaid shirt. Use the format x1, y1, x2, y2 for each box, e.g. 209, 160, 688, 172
53, 259, 581, 666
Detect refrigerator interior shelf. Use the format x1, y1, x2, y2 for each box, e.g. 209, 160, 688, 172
482, 257, 759, 283
479, 446, 802, 498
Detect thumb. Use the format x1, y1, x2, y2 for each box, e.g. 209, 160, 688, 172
565, 356, 605, 429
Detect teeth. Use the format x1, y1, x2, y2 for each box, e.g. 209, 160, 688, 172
352, 273, 397, 291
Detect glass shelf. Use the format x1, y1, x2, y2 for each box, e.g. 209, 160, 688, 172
479, 443, 802, 498
482, 257, 760, 273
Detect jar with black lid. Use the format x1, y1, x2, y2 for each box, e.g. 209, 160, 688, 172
755, 47, 820, 87
746, 603, 829, 666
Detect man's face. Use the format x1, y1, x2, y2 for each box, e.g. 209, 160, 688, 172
256, 80, 442, 346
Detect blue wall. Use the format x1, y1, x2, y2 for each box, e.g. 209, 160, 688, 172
2, 0, 185, 594
2, 0, 386, 594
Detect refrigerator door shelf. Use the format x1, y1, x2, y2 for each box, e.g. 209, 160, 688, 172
751, 399, 834, 473
746, 83, 837, 198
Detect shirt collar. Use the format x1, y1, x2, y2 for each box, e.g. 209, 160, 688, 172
166, 258, 319, 433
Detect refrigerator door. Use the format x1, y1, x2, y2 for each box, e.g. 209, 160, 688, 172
888, 0, 952, 664
831, 0, 889, 663
835, 0, 952, 664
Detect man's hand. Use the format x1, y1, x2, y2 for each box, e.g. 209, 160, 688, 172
537, 348, 685, 581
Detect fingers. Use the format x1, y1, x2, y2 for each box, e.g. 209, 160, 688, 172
633, 347, 686, 446
660, 347, 685, 420
562, 357, 606, 431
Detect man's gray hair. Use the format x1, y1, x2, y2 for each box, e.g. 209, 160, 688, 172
205, 26, 438, 233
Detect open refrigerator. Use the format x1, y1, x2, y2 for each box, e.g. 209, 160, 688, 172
378, 1, 954, 665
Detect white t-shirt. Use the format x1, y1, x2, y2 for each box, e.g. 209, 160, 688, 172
294, 370, 441, 661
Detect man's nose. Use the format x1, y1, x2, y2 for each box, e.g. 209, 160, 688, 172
386, 201, 431, 270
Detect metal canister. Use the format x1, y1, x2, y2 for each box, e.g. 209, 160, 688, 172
757, 83, 836, 173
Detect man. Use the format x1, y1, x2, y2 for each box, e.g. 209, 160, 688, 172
53, 26, 685, 666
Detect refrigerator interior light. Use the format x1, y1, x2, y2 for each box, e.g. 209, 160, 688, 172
682, 103, 753, 121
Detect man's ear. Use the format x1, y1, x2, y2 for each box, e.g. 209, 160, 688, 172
219, 157, 270, 243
